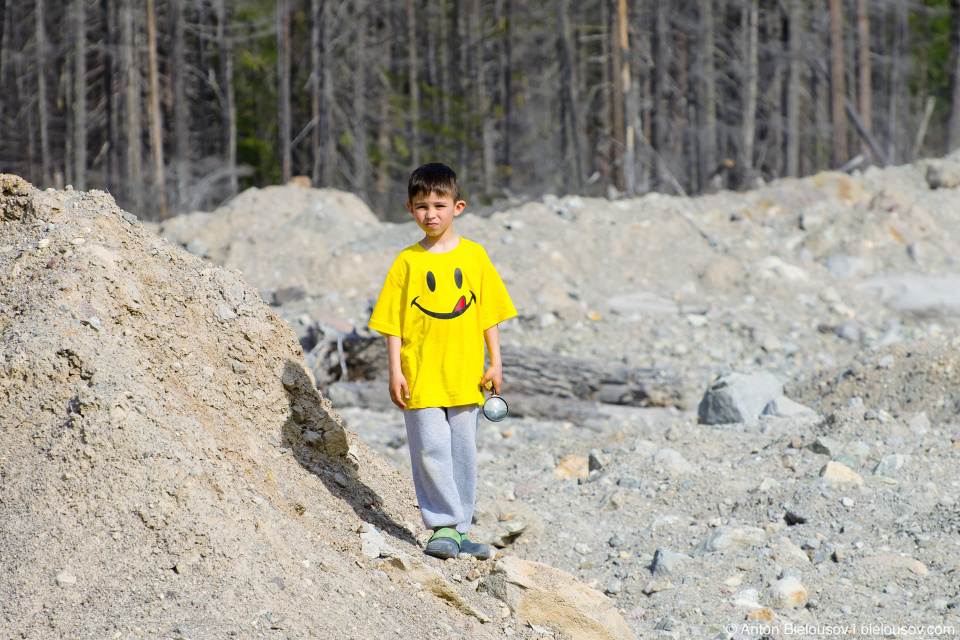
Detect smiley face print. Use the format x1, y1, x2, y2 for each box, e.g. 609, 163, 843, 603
410, 267, 477, 320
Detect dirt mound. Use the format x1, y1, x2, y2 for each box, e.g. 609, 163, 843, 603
0, 177, 522, 639
793, 338, 960, 425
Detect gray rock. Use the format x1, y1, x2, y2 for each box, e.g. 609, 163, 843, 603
694, 526, 766, 556
825, 253, 867, 278
873, 454, 908, 476
763, 396, 816, 419
697, 371, 783, 425
652, 448, 693, 475
185, 238, 209, 258
81, 316, 102, 332
831, 454, 858, 471
925, 163, 960, 189
215, 305, 236, 323
808, 436, 843, 457
588, 448, 607, 472
56, 571, 77, 587
650, 546, 690, 576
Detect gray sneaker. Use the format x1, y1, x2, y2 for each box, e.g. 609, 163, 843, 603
425, 527, 461, 560
458, 533, 493, 560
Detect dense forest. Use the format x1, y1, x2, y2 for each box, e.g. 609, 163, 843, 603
2, 0, 960, 221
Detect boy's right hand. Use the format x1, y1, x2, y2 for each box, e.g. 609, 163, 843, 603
389, 373, 409, 410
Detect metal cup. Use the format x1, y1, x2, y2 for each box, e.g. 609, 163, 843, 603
483, 393, 509, 422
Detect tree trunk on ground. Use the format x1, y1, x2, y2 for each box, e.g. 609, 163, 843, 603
785, 0, 801, 177
278, 0, 292, 183
828, 0, 847, 165
146, 0, 167, 218
74, 0, 87, 191
121, 0, 144, 214
856, 0, 872, 159
36, 0, 51, 187
314, 337, 684, 419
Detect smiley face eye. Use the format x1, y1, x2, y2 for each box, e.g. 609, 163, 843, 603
454, 268, 463, 289
426, 271, 436, 292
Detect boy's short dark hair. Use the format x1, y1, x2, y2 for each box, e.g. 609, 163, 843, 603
408, 163, 461, 203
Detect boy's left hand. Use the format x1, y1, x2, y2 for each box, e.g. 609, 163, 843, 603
479, 364, 502, 396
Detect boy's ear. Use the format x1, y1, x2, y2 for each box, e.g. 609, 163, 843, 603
454, 200, 466, 216
406, 201, 415, 216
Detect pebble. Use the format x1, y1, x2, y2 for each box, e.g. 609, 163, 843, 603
650, 546, 689, 577
56, 571, 77, 586
820, 461, 864, 486
765, 576, 808, 609
873, 454, 907, 476
81, 316, 102, 331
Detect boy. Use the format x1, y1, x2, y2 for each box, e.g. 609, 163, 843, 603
368, 163, 516, 560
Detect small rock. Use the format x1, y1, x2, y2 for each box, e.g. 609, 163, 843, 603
763, 397, 816, 419
831, 454, 858, 471
588, 449, 607, 472
820, 461, 863, 486
650, 547, 689, 577
783, 510, 808, 526
697, 371, 783, 425
873, 454, 907, 476
747, 606, 776, 621
808, 436, 842, 457
841, 496, 855, 507
537, 312, 559, 328
652, 448, 693, 475
81, 316, 102, 331
694, 526, 766, 556
925, 163, 960, 189
757, 477, 781, 492
215, 305, 236, 323
56, 571, 77, 587
765, 576, 807, 609
553, 455, 589, 479
908, 412, 930, 435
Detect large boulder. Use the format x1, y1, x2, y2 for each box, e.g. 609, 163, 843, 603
697, 371, 783, 424
481, 556, 636, 640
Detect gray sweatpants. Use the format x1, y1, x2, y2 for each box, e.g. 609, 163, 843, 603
403, 405, 479, 533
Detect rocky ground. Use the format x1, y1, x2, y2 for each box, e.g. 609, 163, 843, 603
2, 150, 960, 640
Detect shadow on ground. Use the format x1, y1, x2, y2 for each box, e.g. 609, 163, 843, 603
281, 360, 417, 546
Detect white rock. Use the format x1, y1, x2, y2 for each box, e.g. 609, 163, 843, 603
697, 371, 783, 425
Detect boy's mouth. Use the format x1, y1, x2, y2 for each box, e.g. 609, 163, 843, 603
411, 292, 476, 320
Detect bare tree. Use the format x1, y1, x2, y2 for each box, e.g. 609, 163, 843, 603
278, 0, 292, 183
785, 0, 801, 177
120, 0, 143, 213
856, 0, 872, 159
828, 0, 847, 165
146, 0, 166, 217
742, 0, 758, 174
36, 0, 52, 186
949, 0, 960, 150
215, 0, 237, 197
74, 0, 87, 190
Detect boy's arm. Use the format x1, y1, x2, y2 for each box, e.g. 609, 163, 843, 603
385, 334, 409, 410
479, 324, 503, 395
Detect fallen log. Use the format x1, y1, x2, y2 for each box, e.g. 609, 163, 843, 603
308, 327, 685, 418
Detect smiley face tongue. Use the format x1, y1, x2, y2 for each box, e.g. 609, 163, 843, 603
453, 296, 467, 313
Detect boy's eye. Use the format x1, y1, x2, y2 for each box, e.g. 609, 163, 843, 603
454, 268, 463, 289
426, 271, 436, 292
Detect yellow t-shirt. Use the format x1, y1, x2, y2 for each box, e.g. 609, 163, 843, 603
368, 237, 517, 409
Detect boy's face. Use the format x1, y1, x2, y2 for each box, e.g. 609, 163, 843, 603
407, 191, 465, 239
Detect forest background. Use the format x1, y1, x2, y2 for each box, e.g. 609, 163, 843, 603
3, 0, 960, 222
